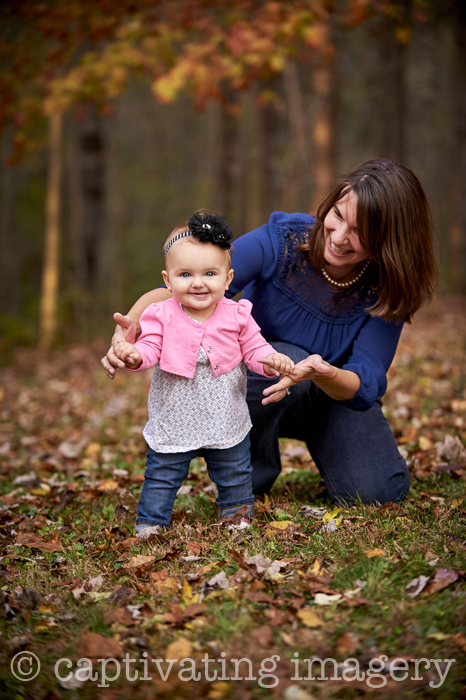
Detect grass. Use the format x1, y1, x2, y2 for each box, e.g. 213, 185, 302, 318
0, 297, 465, 699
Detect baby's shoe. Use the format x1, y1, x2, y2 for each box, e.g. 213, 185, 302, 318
136, 525, 161, 539
218, 503, 254, 531
228, 517, 251, 531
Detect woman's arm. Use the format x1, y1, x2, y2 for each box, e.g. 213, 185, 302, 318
262, 355, 360, 404
101, 288, 171, 378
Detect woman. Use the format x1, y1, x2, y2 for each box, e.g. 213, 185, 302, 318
102, 159, 438, 505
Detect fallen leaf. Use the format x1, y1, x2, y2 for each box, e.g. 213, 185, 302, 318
30, 482, 51, 497
250, 625, 273, 646
452, 632, 466, 652
72, 575, 104, 600
322, 508, 341, 524
108, 586, 135, 606
424, 568, 459, 594
296, 608, 323, 627
335, 631, 360, 655
152, 577, 180, 594
207, 571, 230, 589
365, 548, 386, 558
85, 443, 101, 458
122, 555, 156, 577
166, 636, 192, 659
265, 520, 294, 536
14, 532, 62, 553
300, 506, 327, 519
283, 685, 318, 700
405, 575, 430, 598
78, 632, 122, 659
313, 593, 343, 605
208, 681, 230, 699
97, 479, 120, 492
418, 436, 433, 450
181, 579, 199, 606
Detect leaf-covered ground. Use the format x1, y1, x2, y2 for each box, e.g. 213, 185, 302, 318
0, 297, 465, 699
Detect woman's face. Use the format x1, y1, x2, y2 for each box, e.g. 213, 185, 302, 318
323, 190, 368, 268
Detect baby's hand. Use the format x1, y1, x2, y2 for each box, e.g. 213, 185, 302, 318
258, 353, 295, 377
115, 340, 142, 368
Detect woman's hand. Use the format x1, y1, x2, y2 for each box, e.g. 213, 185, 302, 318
262, 354, 336, 404
101, 313, 139, 379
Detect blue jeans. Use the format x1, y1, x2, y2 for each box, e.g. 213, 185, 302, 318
247, 342, 410, 505
136, 434, 255, 528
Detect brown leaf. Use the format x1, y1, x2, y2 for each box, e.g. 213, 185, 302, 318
78, 632, 122, 659
251, 625, 273, 646
186, 541, 202, 556
14, 532, 63, 553
182, 603, 207, 618
247, 590, 274, 604
150, 568, 169, 582
103, 608, 134, 626
108, 586, 136, 606
335, 631, 360, 655
122, 555, 156, 577
424, 568, 459, 594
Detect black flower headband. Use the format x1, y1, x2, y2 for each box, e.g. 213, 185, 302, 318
164, 212, 233, 258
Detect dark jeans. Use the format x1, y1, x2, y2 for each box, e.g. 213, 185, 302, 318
136, 434, 255, 528
247, 342, 410, 505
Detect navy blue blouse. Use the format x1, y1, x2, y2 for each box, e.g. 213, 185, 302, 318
226, 211, 403, 411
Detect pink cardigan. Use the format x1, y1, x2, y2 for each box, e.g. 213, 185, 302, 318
130, 296, 275, 379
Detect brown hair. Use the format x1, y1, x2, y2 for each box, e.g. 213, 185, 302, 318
303, 159, 438, 322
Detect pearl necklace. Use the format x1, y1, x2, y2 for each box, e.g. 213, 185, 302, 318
321, 260, 370, 288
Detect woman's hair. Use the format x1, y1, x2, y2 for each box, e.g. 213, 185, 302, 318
303, 159, 438, 322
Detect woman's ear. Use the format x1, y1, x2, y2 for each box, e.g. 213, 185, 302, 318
162, 270, 171, 291
225, 268, 234, 290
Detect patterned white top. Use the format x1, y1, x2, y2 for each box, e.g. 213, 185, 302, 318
143, 345, 252, 453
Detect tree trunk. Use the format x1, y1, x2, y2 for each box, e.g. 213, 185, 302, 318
309, 27, 339, 212
80, 105, 106, 293
281, 61, 308, 213
216, 95, 239, 218
371, 1, 411, 162
258, 78, 281, 222
39, 111, 63, 350
0, 129, 19, 316
451, 0, 466, 294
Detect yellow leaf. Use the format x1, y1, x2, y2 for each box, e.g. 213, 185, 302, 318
181, 579, 199, 606
365, 548, 386, 558
97, 479, 120, 491
418, 436, 432, 450
427, 632, 451, 641
153, 577, 179, 594
310, 559, 324, 576
265, 520, 293, 536
38, 604, 56, 614
322, 508, 341, 524
30, 483, 51, 496
85, 442, 101, 457
208, 681, 230, 698
297, 608, 323, 628
166, 637, 192, 660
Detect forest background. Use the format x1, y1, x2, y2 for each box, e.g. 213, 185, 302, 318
0, 0, 465, 354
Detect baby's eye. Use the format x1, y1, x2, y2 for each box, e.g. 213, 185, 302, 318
181, 272, 190, 278
205, 271, 215, 277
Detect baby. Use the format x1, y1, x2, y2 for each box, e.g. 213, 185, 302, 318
115, 212, 294, 536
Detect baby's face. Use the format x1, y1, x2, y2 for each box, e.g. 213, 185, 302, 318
162, 240, 233, 314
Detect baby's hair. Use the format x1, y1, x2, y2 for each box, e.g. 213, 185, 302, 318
164, 212, 233, 258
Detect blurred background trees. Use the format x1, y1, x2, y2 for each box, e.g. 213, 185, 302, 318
0, 0, 463, 352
